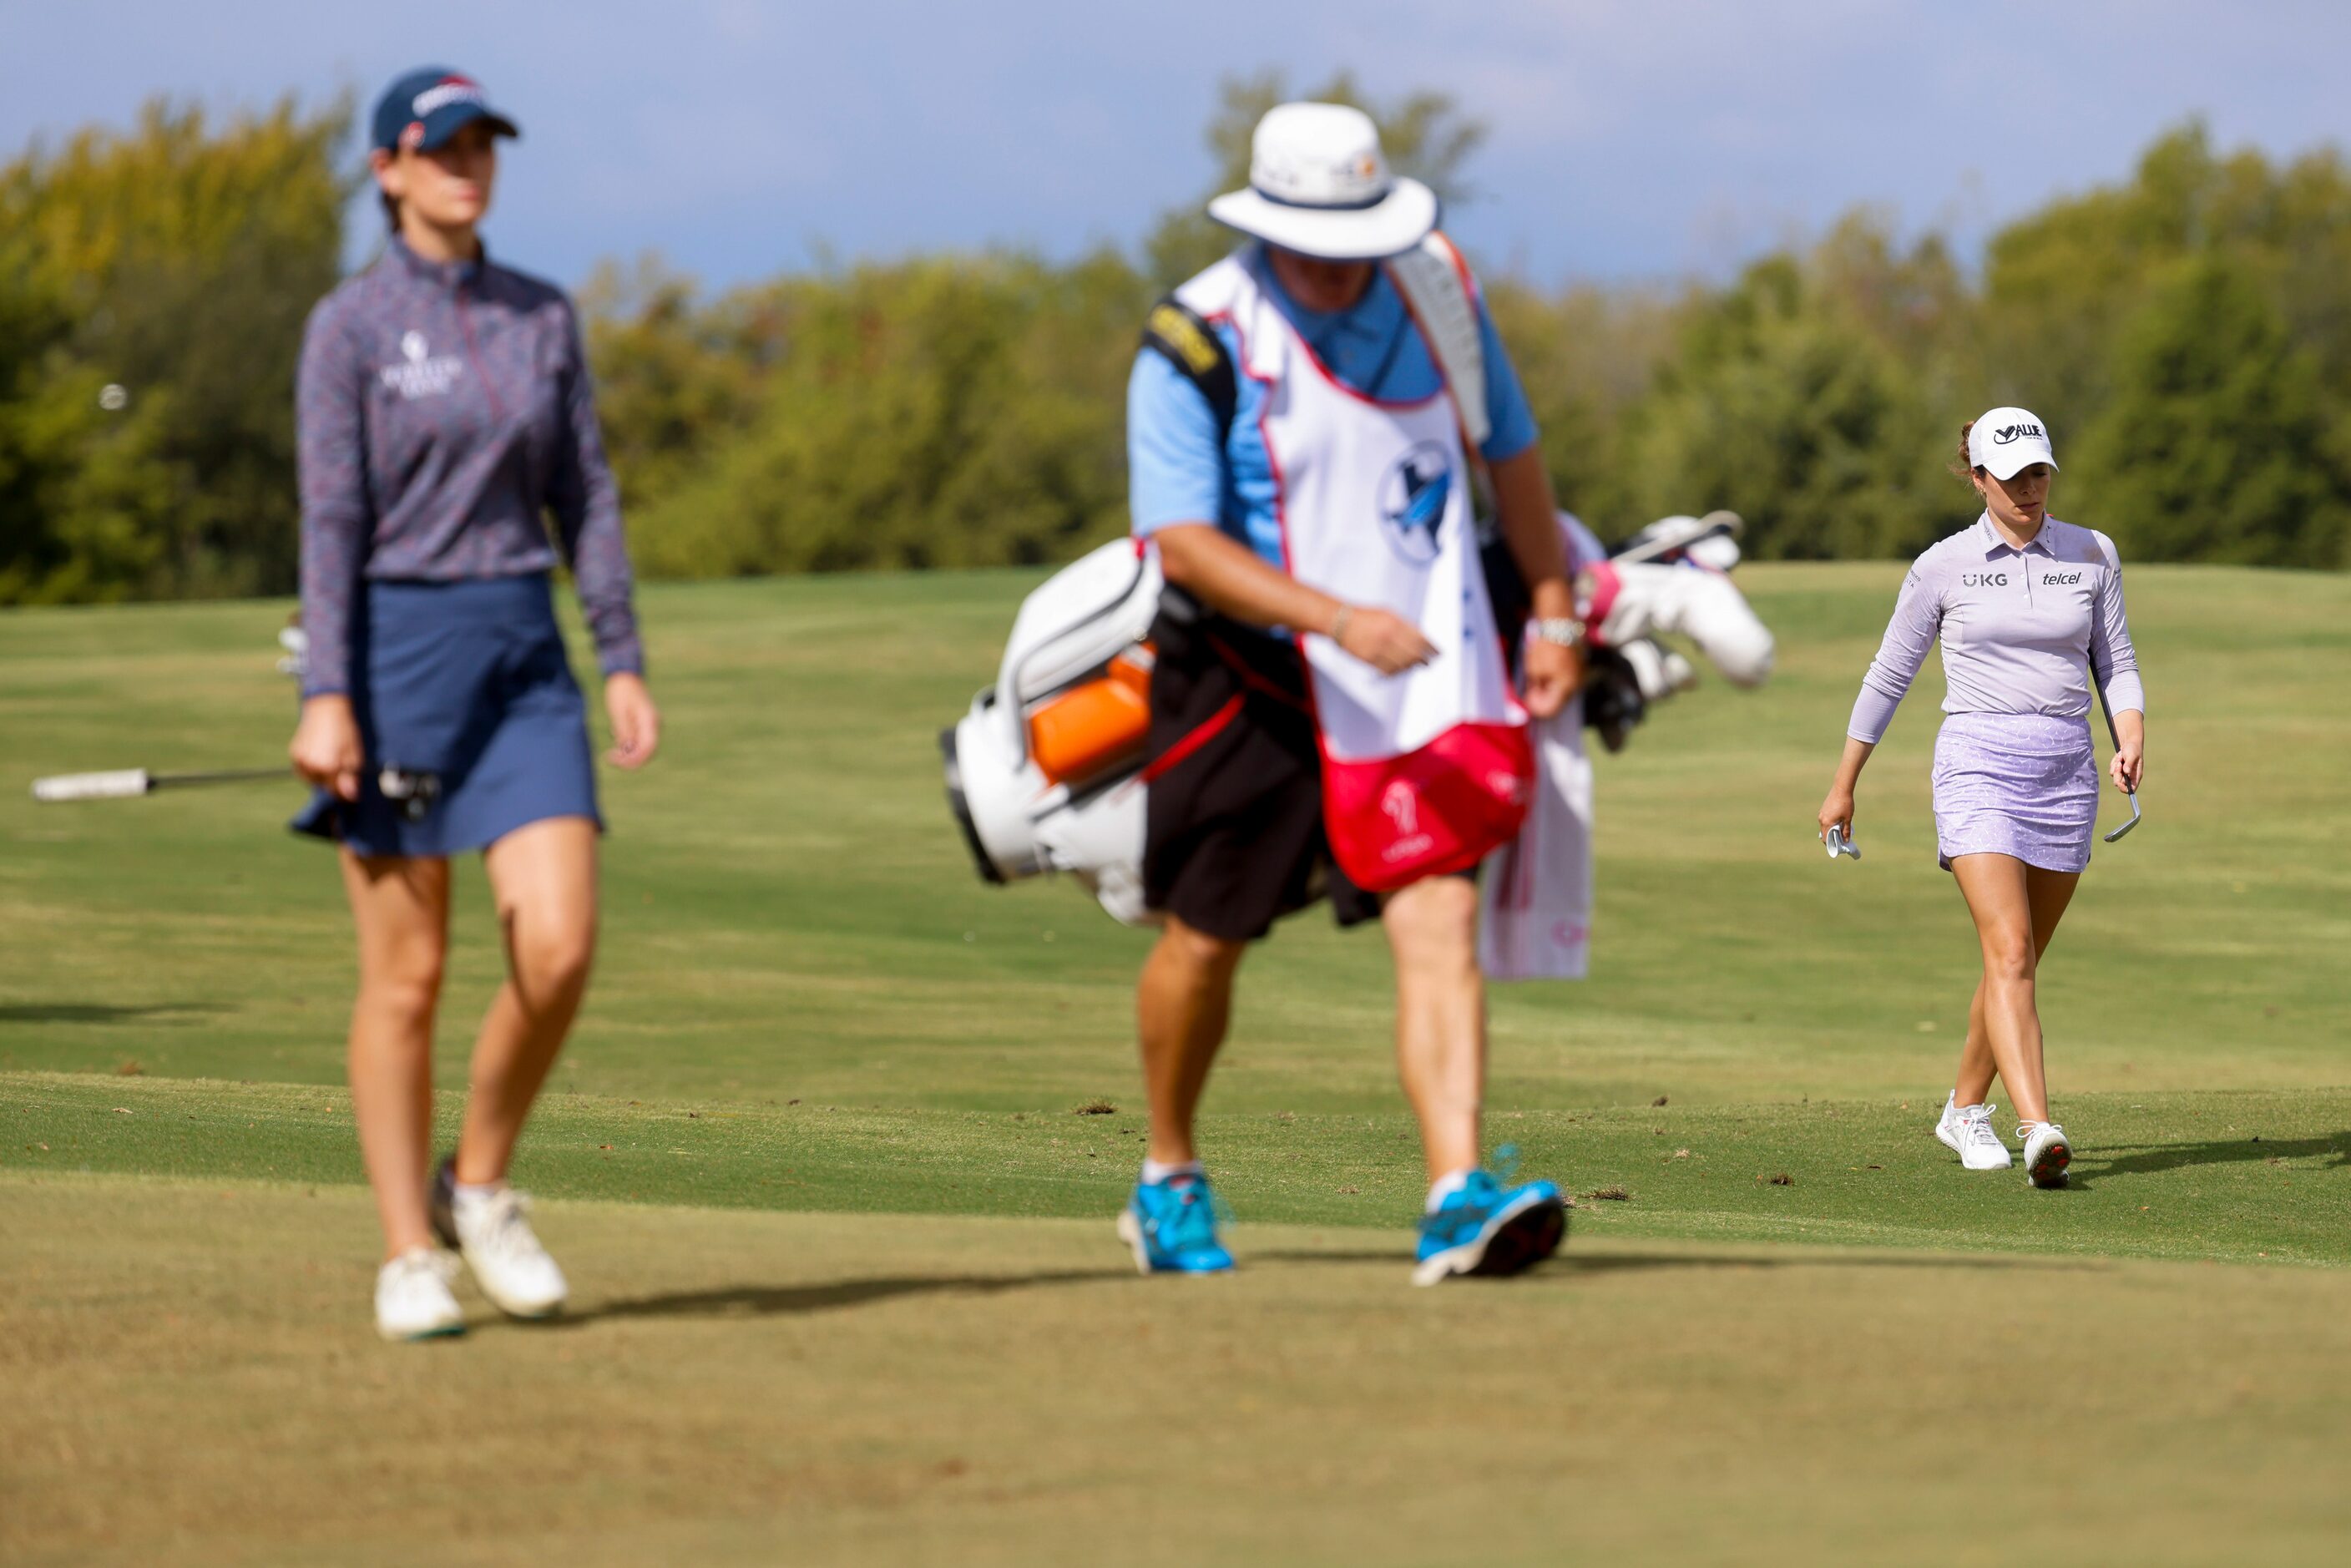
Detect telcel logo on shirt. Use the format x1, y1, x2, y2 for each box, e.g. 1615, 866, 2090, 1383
1961, 572, 2009, 588
2043, 571, 2083, 585
380, 330, 464, 400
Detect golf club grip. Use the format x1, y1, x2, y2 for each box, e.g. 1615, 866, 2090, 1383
32, 769, 152, 802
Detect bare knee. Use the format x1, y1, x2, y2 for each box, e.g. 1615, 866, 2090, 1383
1155, 918, 1247, 979
508, 917, 596, 1004
358, 941, 446, 1031
1982, 932, 2036, 986
1384, 877, 1479, 979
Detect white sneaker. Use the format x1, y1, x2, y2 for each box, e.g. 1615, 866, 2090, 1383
448, 1186, 569, 1318
2019, 1121, 2073, 1189
1934, 1094, 2014, 1171
376, 1247, 466, 1342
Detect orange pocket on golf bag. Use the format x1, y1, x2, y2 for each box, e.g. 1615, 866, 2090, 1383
1027, 648, 1153, 786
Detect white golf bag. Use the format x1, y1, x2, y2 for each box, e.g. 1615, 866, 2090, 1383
941, 538, 1165, 925
941, 517, 1775, 928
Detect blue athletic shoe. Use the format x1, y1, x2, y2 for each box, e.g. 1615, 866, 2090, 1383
1116, 1173, 1235, 1275
1412, 1168, 1568, 1286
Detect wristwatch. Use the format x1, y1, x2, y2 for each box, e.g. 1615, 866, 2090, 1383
1532, 616, 1587, 649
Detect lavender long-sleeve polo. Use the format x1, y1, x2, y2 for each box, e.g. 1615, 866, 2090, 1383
296, 238, 642, 698
1847, 514, 2145, 744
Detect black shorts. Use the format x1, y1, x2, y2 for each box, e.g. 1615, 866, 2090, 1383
1140, 603, 1382, 943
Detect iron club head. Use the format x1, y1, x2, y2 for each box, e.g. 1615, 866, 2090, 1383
2103, 791, 2141, 844
1824, 827, 1861, 861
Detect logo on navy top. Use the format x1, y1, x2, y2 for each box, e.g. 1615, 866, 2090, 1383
379, 330, 463, 400
1377, 441, 1453, 564
1991, 422, 2044, 445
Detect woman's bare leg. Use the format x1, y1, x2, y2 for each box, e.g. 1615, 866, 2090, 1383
1951, 867, 2077, 1106
1948, 855, 2080, 1125
341, 850, 453, 1259
452, 817, 599, 1186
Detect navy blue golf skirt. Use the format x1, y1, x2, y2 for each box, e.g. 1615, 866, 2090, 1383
291, 573, 600, 857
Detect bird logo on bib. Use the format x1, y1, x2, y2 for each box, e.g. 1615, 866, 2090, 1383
1186, 252, 1532, 892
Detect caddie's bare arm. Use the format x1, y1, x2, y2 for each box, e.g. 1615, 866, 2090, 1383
1487, 445, 1582, 721
1154, 522, 1436, 676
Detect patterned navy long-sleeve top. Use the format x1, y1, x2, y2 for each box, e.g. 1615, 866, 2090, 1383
295, 237, 643, 698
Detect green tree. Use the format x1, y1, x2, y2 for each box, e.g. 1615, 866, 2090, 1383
0, 239, 174, 602
2071, 255, 2351, 567
1612, 219, 1974, 559
624, 250, 1149, 578
0, 95, 349, 603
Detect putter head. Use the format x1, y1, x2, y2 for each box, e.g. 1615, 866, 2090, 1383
2102, 791, 2141, 844
1824, 827, 1861, 862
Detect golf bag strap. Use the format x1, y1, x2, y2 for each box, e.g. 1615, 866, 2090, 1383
1386, 231, 1489, 451
1141, 296, 1237, 438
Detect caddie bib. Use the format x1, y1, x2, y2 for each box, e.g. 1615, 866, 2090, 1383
1198, 253, 1531, 892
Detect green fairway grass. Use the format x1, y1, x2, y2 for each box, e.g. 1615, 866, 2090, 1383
2, 562, 2346, 1563
1, 563, 2343, 1112
8, 1171, 2351, 1568
7, 1073, 2347, 1267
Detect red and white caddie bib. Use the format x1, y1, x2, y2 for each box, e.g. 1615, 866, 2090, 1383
1189, 253, 1531, 892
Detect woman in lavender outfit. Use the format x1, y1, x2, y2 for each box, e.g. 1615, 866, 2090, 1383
1817, 408, 2145, 1190
288, 68, 660, 1338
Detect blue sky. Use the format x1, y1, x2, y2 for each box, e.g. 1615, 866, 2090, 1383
4, 0, 2344, 291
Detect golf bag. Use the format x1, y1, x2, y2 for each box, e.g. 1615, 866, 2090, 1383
940, 515, 1774, 927
941, 538, 1164, 924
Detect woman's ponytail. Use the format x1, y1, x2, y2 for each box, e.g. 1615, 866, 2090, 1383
1950, 420, 1979, 483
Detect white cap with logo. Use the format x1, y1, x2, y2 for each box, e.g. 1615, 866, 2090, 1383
1206, 103, 1439, 261
1968, 407, 2059, 480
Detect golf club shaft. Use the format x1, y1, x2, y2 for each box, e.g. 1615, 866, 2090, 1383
31, 766, 290, 802
149, 767, 293, 791
2093, 675, 2141, 837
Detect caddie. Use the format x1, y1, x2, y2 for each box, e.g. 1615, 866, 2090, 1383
1122, 102, 1585, 1285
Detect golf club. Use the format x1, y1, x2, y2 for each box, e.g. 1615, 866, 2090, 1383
2094, 677, 2141, 844
32, 766, 290, 803
1824, 825, 1861, 861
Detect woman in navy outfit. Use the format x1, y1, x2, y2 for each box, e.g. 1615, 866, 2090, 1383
289, 68, 660, 1340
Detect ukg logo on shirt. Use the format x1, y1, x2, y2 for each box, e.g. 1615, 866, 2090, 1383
380, 331, 464, 400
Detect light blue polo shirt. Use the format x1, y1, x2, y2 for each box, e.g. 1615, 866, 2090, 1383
1128, 245, 1540, 569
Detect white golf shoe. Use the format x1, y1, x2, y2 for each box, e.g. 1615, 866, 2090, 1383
1934, 1094, 2014, 1171
447, 1184, 569, 1318
2019, 1120, 2073, 1189
375, 1247, 466, 1342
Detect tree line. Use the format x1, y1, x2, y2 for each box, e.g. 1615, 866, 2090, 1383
3, 76, 2345, 607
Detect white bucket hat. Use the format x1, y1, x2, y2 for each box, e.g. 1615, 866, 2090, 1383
1969, 406, 2060, 479
1206, 102, 1439, 261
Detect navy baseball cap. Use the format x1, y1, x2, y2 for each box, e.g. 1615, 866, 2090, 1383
371, 67, 519, 154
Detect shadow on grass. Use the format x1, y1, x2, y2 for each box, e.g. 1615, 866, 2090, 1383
566, 1267, 1132, 1324
2071, 1130, 2351, 1188
1256, 1249, 2101, 1274
543, 1243, 2107, 1329
0, 1002, 230, 1024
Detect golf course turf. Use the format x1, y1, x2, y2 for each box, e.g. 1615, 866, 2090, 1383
3, 561, 2347, 1564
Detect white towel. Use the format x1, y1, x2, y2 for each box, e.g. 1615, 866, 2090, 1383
1479, 516, 1606, 982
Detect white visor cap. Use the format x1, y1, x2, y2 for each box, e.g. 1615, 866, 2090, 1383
1206, 102, 1438, 261
1968, 407, 2059, 480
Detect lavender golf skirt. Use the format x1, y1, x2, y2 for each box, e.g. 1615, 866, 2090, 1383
1930, 712, 2097, 874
